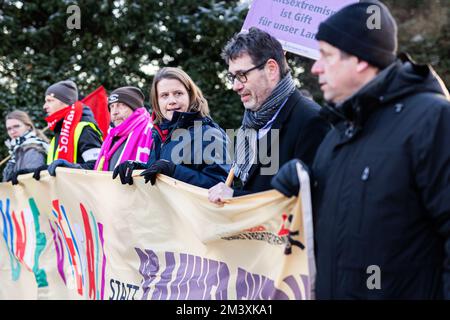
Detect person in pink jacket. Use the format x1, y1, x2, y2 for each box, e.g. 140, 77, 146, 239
95, 86, 153, 171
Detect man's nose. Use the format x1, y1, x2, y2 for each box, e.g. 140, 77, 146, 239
311, 60, 323, 75
232, 79, 244, 92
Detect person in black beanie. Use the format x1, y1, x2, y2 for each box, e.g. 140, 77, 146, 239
315, 0, 397, 70
272, 0, 450, 299
108, 86, 145, 127
45, 80, 79, 106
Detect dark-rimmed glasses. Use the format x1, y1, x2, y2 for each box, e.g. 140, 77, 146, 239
226, 60, 267, 84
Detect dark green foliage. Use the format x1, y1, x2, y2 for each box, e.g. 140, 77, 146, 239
0, 0, 248, 162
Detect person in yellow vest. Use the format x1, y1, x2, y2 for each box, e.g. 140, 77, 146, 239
32, 80, 103, 180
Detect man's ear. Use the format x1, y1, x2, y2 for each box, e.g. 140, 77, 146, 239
356, 60, 370, 73
266, 59, 280, 80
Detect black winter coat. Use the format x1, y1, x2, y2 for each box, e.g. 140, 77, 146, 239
312, 54, 450, 299
235, 89, 330, 196
149, 111, 230, 189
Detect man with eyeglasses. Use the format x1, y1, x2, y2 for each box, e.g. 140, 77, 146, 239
208, 27, 330, 203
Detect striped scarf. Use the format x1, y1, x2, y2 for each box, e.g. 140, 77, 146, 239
6, 130, 49, 164
234, 73, 296, 183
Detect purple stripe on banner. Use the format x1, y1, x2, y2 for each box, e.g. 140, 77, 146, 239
301, 274, 310, 300
178, 254, 194, 299
49, 221, 66, 284
153, 251, 176, 300
236, 268, 247, 300
189, 255, 204, 299
247, 269, 255, 299
283, 275, 302, 300
216, 262, 229, 300
171, 253, 187, 300
253, 273, 261, 300
199, 259, 209, 300
206, 260, 219, 299
135, 248, 159, 300
258, 277, 269, 299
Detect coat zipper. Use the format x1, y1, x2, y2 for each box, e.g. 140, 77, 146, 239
358, 166, 370, 233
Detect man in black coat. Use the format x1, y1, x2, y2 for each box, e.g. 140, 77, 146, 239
208, 27, 330, 202
272, 1, 450, 299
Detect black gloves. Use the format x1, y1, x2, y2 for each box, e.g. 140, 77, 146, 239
9, 168, 34, 185
271, 159, 303, 197
31, 160, 82, 181
112, 160, 147, 185
48, 159, 82, 176
32, 165, 49, 181
112, 160, 175, 186
140, 160, 176, 185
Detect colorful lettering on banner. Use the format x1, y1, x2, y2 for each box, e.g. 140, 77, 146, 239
0, 198, 47, 287
48, 200, 106, 300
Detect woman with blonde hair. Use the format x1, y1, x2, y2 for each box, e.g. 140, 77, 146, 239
3, 110, 49, 184
113, 67, 230, 188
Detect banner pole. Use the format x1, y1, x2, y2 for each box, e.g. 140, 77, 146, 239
0, 155, 10, 167
225, 167, 234, 187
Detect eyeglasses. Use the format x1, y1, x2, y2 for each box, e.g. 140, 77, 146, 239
6, 124, 24, 132
226, 60, 267, 84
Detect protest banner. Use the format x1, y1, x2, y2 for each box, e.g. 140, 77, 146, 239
242, 0, 357, 59
0, 166, 314, 300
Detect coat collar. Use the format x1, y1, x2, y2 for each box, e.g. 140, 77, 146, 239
269, 89, 301, 130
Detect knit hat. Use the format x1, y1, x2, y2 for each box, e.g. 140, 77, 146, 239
108, 86, 145, 111
316, 0, 398, 69
45, 80, 79, 105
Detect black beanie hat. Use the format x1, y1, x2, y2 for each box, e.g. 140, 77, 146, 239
45, 80, 78, 105
108, 86, 145, 111
316, 0, 398, 69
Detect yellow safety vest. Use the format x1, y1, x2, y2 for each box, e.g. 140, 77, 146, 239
47, 121, 103, 164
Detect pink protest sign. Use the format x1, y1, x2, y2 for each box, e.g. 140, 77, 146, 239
242, 0, 358, 60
